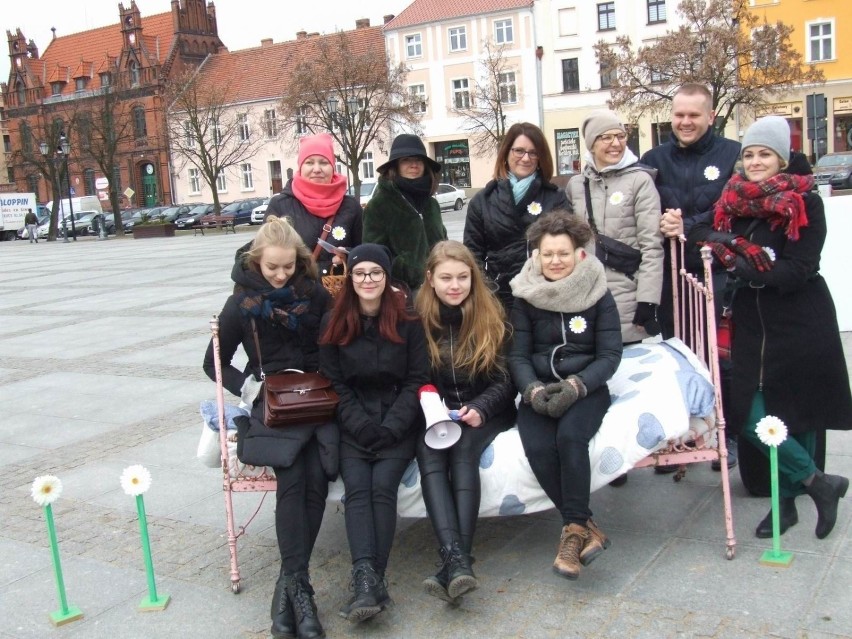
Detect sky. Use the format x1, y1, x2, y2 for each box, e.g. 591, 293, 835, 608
1, 0, 409, 84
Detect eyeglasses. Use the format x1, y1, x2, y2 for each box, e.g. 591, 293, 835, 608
351, 269, 386, 283
540, 251, 574, 262
510, 147, 539, 160
597, 133, 627, 145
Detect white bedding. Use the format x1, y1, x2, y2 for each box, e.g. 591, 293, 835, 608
206, 338, 717, 518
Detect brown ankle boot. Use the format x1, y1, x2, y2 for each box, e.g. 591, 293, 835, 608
580, 518, 611, 566
553, 524, 588, 580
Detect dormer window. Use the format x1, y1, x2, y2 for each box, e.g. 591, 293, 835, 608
100, 72, 112, 87
130, 61, 140, 86
75, 77, 87, 91
16, 81, 26, 105
51, 81, 63, 96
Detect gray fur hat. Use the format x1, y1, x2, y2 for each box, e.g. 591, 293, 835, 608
741, 116, 791, 165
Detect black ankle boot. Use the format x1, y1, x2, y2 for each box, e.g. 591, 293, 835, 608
339, 560, 384, 623
805, 471, 850, 539
271, 571, 296, 639
422, 553, 453, 602
285, 572, 325, 639
755, 497, 798, 539
443, 541, 477, 599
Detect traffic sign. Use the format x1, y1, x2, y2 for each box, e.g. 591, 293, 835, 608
95, 177, 109, 190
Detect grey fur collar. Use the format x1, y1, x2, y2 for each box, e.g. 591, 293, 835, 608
510, 252, 608, 313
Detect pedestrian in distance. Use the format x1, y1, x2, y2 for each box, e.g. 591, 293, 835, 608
464, 122, 569, 311
24, 208, 38, 243
689, 115, 851, 540
414, 240, 517, 603
203, 216, 334, 639
508, 211, 622, 581
319, 243, 430, 623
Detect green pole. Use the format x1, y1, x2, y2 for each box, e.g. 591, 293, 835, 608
136, 494, 170, 610
44, 504, 83, 625
760, 444, 793, 566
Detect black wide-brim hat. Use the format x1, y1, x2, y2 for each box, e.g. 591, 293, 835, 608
377, 134, 442, 174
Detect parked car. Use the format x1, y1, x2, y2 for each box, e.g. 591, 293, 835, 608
435, 183, 467, 211
250, 198, 271, 224
175, 204, 214, 229
152, 205, 193, 223
221, 198, 266, 225
347, 179, 377, 208
69, 211, 103, 236
813, 151, 852, 190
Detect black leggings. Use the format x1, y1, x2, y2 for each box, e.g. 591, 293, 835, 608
339, 456, 411, 573
517, 387, 610, 526
416, 415, 508, 553
272, 437, 329, 574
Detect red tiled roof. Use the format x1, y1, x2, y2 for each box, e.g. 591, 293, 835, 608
384, 0, 533, 30
28, 11, 173, 92
194, 26, 386, 104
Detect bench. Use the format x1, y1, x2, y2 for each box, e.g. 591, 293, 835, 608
196, 214, 236, 235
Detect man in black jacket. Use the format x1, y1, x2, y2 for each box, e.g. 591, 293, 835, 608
641, 83, 740, 471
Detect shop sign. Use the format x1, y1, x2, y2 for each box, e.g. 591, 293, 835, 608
555, 128, 580, 175
833, 97, 852, 114
756, 102, 796, 117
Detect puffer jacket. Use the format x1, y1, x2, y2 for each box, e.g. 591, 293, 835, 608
463, 176, 569, 308
266, 183, 362, 276
429, 306, 517, 425
565, 163, 664, 343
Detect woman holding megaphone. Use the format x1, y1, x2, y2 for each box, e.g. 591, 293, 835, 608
415, 241, 517, 602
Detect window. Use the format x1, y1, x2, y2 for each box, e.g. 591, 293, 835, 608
129, 61, 140, 86
16, 81, 26, 106
405, 33, 422, 58
264, 109, 278, 138
75, 78, 87, 92
498, 72, 517, 104
3, 134, 11, 153
647, 0, 666, 24
649, 66, 665, 83
51, 82, 63, 96
807, 21, 833, 62
77, 115, 92, 148
360, 151, 374, 180
212, 118, 222, 146
83, 168, 96, 195
753, 25, 779, 69
452, 79, 470, 109
238, 113, 250, 142
358, 98, 371, 126
188, 167, 201, 194
7, 167, 14, 183
562, 58, 579, 92
27, 174, 40, 196
216, 172, 227, 192
112, 164, 122, 191
133, 106, 147, 138
597, 2, 616, 31
600, 62, 616, 89
185, 121, 197, 148
449, 27, 467, 52
296, 106, 309, 135
100, 72, 112, 87
494, 19, 513, 44
20, 122, 32, 153
240, 163, 253, 189
410, 84, 427, 113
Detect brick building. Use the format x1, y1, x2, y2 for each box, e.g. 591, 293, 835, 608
2, 0, 224, 211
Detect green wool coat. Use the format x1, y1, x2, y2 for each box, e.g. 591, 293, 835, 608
362, 178, 447, 290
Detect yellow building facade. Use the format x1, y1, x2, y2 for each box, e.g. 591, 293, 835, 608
748, 0, 851, 158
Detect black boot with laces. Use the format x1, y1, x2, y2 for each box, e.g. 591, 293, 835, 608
285, 572, 325, 639
270, 569, 296, 639
339, 560, 386, 623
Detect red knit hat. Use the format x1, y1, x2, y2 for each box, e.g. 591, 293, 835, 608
298, 133, 336, 172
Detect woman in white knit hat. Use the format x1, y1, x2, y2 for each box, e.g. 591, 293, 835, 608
690, 115, 850, 541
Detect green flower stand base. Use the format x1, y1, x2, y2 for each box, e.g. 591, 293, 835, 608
139, 594, 170, 612
760, 549, 794, 567
49, 606, 83, 626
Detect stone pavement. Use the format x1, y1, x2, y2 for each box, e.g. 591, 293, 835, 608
0, 229, 850, 639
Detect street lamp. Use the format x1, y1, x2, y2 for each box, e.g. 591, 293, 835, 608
39, 133, 77, 242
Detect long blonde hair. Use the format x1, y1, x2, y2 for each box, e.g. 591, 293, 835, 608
243, 216, 317, 280
416, 241, 508, 377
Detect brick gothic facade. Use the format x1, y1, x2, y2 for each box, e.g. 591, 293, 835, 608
2, 0, 224, 209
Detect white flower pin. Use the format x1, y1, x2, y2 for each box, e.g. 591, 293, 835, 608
527, 202, 543, 216
609, 191, 624, 205
704, 165, 721, 181
763, 247, 776, 262
331, 226, 346, 241
31, 475, 63, 506
755, 415, 787, 447
121, 465, 152, 496
568, 316, 587, 334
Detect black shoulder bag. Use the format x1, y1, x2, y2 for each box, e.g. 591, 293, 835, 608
584, 178, 642, 280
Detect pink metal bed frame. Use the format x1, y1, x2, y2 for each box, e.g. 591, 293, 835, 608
208, 237, 736, 593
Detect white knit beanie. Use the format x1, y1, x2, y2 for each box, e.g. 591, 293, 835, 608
741, 116, 791, 164
581, 110, 625, 151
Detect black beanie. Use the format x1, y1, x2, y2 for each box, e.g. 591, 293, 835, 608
347, 243, 392, 274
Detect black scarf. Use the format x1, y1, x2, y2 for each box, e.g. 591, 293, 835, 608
394, 173, 433, 211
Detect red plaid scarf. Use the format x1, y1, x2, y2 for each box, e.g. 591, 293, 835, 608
713, 173, 814, 241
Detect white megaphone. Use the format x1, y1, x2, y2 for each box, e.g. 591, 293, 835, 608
419, 384, 462, 450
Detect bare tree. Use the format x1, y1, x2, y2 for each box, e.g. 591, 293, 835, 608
594, 0, 825, 132
278, 31, 422, 199
451, 39, 513, 157
166, 67, 266, 214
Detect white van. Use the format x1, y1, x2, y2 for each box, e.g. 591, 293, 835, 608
46, 196, 103, 218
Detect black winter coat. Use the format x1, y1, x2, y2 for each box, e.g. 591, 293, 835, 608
202, 255, 337, 476
689, 191, 852, 436
508, 293, 622, 395
266, 184, 363, 276
428, 307, 517, 431
464, 176, 569, 308
320, 315, 430, 460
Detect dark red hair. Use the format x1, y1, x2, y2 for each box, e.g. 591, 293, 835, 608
319, 277, 416, 346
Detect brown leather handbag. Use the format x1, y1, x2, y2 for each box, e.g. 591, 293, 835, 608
251, 320, 339, 428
